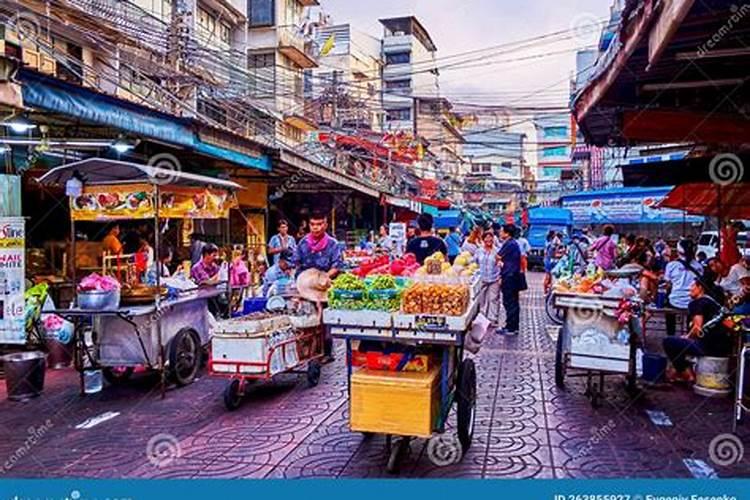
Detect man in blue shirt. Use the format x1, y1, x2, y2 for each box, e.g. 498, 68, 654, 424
268, 219, 297, 265
498, 224, 523, 335
445, 227, 463, 264
292, 210, 343, 363
263, 252, 293, 296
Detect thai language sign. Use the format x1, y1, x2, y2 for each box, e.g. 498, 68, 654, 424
0, 217, 26, 344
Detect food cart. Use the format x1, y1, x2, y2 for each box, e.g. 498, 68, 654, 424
553, 288, 643, 407
323, 260, 479, 474
37, 158, 240, 396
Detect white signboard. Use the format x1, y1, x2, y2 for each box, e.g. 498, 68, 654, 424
0, 218, 26, 344
389, 222, 406, 257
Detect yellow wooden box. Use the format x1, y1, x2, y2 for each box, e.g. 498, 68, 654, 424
350, 365, 441, 438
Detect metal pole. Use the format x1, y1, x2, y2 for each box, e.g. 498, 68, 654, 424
155, 184, 165, 399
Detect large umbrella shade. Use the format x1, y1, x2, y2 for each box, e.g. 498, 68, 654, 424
657, 183, 750, 219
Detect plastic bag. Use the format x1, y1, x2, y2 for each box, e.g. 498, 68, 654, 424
465, 313, 491, 354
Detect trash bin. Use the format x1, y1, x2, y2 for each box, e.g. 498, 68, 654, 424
2, 351, 47, 401
641, 352, 667, 385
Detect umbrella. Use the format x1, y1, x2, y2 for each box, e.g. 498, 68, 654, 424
657, 182, 750, 219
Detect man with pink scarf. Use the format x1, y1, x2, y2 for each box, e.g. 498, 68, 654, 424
292, 210, 343, 363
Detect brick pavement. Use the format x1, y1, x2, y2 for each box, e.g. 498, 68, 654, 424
0, 273, 748, 479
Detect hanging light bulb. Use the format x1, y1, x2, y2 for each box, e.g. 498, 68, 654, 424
2, 115, 36, 133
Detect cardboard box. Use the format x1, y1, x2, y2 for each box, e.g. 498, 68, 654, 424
350, 366, 441, 438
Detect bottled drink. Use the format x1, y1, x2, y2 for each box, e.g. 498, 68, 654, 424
84, 369, 103, 394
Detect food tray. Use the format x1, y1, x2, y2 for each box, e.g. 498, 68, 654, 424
214, 314, 291, 335
323, 308, 392, 328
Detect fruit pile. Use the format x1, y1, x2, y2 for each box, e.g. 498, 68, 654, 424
352, 254, 420, 277
402, 282, 469, 316
328, 273, 367, 309
413, 252, 478, 278
328, 273, 407, 311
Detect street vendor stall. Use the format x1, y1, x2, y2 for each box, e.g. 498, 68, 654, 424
324, 251, 480, 474
37, 158, 240, 396
551, 267, 644, 407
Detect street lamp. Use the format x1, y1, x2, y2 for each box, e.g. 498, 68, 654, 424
110, 136, 139, 154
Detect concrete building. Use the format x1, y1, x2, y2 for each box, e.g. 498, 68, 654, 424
310, 23, 383, 131
246, 0, 320, 146
379, 16, 439, 132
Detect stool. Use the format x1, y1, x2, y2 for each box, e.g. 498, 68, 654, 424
694, 356, 731, 397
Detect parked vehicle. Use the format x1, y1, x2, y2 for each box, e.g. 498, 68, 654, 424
697, 230, 749, 259
526, 207, 574, 270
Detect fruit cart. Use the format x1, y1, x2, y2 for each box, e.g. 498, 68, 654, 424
552, 290, 643, 407
324, 272, 479, 474
209, 304, 324, 410
37, 158, 238, 396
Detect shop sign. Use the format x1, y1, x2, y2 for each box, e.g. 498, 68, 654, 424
0, 217, 25, 344
159, 186, 237, 219
562, 190, 703, 224
70, 184, 155, 221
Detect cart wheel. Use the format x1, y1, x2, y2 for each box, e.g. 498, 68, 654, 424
555, 329, 566, 389
545, 293, 564, 325
169, 328, 201, 387
103, 367, 134, 386
306, 360, 321, 387
456, 358, 476, 453
223, 379, 243, 411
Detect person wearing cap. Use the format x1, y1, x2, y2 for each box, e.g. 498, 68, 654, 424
191, 243, 221, 286
263, 250, 293, 296
498, 223, 523, 335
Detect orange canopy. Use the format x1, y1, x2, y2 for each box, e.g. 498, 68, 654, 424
657, 183, 750, 219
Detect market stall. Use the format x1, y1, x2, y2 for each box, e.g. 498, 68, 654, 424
36, 158, 240, 396
324, 251, 480, 473
551, 267, 644, 407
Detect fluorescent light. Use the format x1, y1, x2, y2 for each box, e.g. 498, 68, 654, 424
2, 115, 36, 133
111, 137, 138, 153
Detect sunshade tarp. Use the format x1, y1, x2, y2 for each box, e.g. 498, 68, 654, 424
657, 182, 750, 219
434, 210, 461, 229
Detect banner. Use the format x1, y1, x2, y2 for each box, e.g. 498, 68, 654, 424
0, 217, 26, 344
562, 188, 703, 225
159, 186, 237, 219
70, 184, 155, 221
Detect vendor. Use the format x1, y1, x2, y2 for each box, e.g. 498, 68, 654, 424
292, 210, 343, 278
102, 224, 123, 255
721, 252, 750, 297
152, 246, 173, 278
663, 239, 703, 337
263, 251, 293, 296
730, 268, 750, 314
293, 209, 343, 364
191, 243, 221, 286
268, 219, 297, 265
663, 279, 732, 383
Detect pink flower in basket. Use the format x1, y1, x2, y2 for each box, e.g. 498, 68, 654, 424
43, 314, 64, 331
78, 273, 121, 292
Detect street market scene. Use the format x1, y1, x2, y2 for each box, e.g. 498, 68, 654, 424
0, 0, 749, 483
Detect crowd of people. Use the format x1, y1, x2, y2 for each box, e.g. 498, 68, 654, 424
543, 221, 750, 384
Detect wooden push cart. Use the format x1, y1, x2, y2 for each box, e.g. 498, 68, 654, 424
325, 300, 478, 474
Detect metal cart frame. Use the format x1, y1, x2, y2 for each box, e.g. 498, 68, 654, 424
326, 302, 478, 474
552, 292, 641, 407
37, 158, 240, 397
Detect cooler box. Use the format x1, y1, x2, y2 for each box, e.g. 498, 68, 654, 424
350, 365, 440, 438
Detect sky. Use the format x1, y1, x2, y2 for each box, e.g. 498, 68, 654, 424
317, 0, 612, 108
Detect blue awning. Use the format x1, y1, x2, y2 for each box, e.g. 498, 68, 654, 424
19, 70, 271, 172
434, 209, 461, 229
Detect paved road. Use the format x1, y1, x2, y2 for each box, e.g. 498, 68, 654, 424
1, 273, 748, 478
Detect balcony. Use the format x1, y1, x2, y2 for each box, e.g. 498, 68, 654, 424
278, 27, 317, 69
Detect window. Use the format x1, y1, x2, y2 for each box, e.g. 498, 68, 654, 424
385, 79, 411, 91
385, 51, 410, 65
386, 108, 411, 122
249, 0, 274, 27
500, 161, 513, 170
220, 23, 232, 45
543, 126, 568, 138
542, 167, 558, 178
248, 52, 275, 96
303, 69, 313, 96
541, 146, 567, 157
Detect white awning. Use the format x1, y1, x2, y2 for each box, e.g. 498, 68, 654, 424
36, 158, 241, 190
